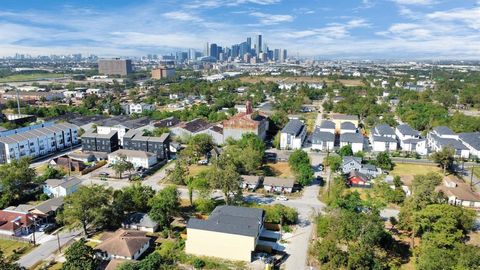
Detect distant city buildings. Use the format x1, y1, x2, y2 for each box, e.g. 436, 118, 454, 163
151, 66, 175, 80
98, 58, 133, 76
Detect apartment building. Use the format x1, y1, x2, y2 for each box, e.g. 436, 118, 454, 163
98, 59, 133, 76
0, 123, 79, 164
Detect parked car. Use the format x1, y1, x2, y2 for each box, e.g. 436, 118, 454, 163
276, 195, 288, 201
197, 159, 208, 165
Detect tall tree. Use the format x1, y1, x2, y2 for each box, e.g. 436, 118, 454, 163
149, 186, 180, 230
62, 238, 97, 270
0, 250, 22, 270
338, 145, 353, 157
0, 158, 36, 208
289, 149, 314, 186
207, 155, 242, 205
112, 154, 134, 179
430, 147, 455, 175
375, 152, 394, 170
59, 185, 112, 236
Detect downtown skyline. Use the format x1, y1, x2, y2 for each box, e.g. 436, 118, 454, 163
0, 0, 479, 59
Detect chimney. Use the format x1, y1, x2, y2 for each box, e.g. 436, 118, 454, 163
246, 100, 253, 114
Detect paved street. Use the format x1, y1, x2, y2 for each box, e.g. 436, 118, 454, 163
17, 229, 81, 268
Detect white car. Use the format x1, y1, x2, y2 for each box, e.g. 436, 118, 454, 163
276, 195, 288, 201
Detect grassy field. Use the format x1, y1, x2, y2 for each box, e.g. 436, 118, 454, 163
391, 163, 441, 177
473, 167, 480, 179
188, 164, 210, 177
239, 76, 365, 86
0, 73, 66, 83
0, 239, 33, 258
265, 162, 294, 178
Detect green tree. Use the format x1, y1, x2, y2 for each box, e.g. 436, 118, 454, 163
111, 154, 134, 179
324, 154, 342, 172
430, 146, 455, 175
59, 185, 112, 236
0, 250, 22, 270
375, 152, 394, 170
288, 149, 314, 186
188, 134, 214, 158
62, 238, 96, 270
168, 160, 188, 185
338, 144, 353, 157
149, 186, 180, 230
0, 158, 36, 208
206, 155, 242, 205
112, 182, 155, 215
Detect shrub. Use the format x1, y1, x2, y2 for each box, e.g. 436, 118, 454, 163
193, 258, 206, 268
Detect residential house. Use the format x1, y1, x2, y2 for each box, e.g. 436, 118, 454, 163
153, 116, 180, 129
108, 149, 157, 169
241, 175, 261, 190
263, 177, 295, 193
0, 209, 34, 236
311, 127, 334, 151
122, 103, 155, 115
370, 124, 397, 152
395, 124, 427, 155
186, 206, 266, 262
330, 114, 359, 132
95, 229, 151, 260
122, 213, 158, 233
123, 130, 170, 161
339, 122, 357, 134
339, 133, 364, 153
29, 197, 64, 223
347, 171, 372, 188
280, 119, 307, 150
437, 176, 480, 209
94, 116, 152, 146
43, 177, 82, 198
427, 126, 469, 158
342, 156, 381, 178
223, 101, 269, 141
318, 120, 336, 134
81, 130, 119, 153
459, 132, 480, 159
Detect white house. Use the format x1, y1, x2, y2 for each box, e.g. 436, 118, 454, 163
123, 103, 155, 115
318, 120, 336, 134
263, 177, 295, 193
95, 229, 150, 260
44, 177, 82, 198
280, 119, 307, 150
311, 127, 334, 151
108, 149, 157, 169
438, 176, 480, 209
370, 124, 397, 152
339, 122, 357, 134
427, 126, 470, 159
339, 133, 364, 153
395, 124, 427, 155
459, 132, 480, 159
122, 213, 158, 233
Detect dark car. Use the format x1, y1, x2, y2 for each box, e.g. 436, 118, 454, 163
43, 224, 57, 234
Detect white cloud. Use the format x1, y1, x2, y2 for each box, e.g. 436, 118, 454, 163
162, 11, 204, 22
185, 0, 281, 9
392, 0, 435, 5
427, 7, 480, 29
249, 12, 294, 25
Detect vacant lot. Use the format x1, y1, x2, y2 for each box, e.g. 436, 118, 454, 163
391, 163, 442, 185
188, 164, 210, 177
0, 73, 66, 83
264, 162, 294, 178
0, 239, 33, 258
239, 76, 365, 86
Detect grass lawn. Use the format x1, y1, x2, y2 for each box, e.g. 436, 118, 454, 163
391, 163, 441, 177
472, 167, 480, 179
188, 164, 210, 177
265, 162, 294, 178
0, 73, 66, 83
301, 112, 318, 133
349, 188, 370, 201
0, 239, 33, 258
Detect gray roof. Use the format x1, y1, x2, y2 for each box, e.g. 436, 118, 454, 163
343, 156, 362, 165
340, 122, 356, 130
95, 116, 151, 130
312, 128, 335, 143
82, 130, 117, 139
0, 122, 78, 144
431, 134, 468, 150
263, 177, 295, 188
362, 164, 377, 171
122, 212, 158, 228
45, 177, 81, 189
319, 120, 335, 129
403, 138, 425, 144
340, 133, 364, 143
396, 124, 420, 137
281, 119, 305, 136
372, 135, 397, 143
459, 132, 480, 151
241, 175, 261, 185
433, 126, 455, 136
374, 124, 395, 136
188, 206, 264, 237
34, 197, 64, 214
331, 114, 358, 121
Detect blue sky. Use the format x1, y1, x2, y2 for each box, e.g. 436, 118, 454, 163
0, 0, 479, 59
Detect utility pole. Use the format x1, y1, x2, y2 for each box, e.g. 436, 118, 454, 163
471, 165, 475, 188
15, 88, 21, 115
57, 233, 61, 253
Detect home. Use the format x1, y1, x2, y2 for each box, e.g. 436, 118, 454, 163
122, 213, 158, 233
241, 175, 262, 190
94, 116, 152, 146
108, 149, 157, 169
81, 130, 119, 153
395, 124, 427, 155
339, 122, 357, 134
459, 132, 480, 159
330, 114, 359, 132
437, 176, 480, 209
122, 103, 154, 115
347, 171, 372, 188
427, 126, 469, 158
370, 124, 397, 152
280, 119, 307, 150
171, 118, 212, 139
311, 127, 334, 151
263, 177, 295, 193
318, 120, 336, 134
153, 116, 180, 129
29, 197, 64, 223
342, 156, 381, 178
223, 101, 269, 141
0, 209, 34, 236
186, 206, 266, 262
95, 229, 151, 260
44, 177, 82, 198
51, 156, 87, 173
339, 133, 364, 153
122, 130, 170, 161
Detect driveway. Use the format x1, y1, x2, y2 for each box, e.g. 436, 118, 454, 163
17, 229, 81, 268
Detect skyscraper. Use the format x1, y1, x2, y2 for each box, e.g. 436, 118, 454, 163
255, 34, 262, 55
246, 37, 252, 53
209, 43, 218, 59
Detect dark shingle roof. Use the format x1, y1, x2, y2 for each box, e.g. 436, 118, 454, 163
372, 135, 397, 143
319, 120, 335, 129
281, 119, 305, 136
312, 128, 334, 143
431, 134, 468, 150
180, 118, 211, 133
122, 212, 157, 228
459, 132, 480, 151
340, 133, 364, 143
433, 126, 455, 136
187, 206, 264, 237
340, 122, 356, 130
396, 124, 420, 137
374, 124, 395, 136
